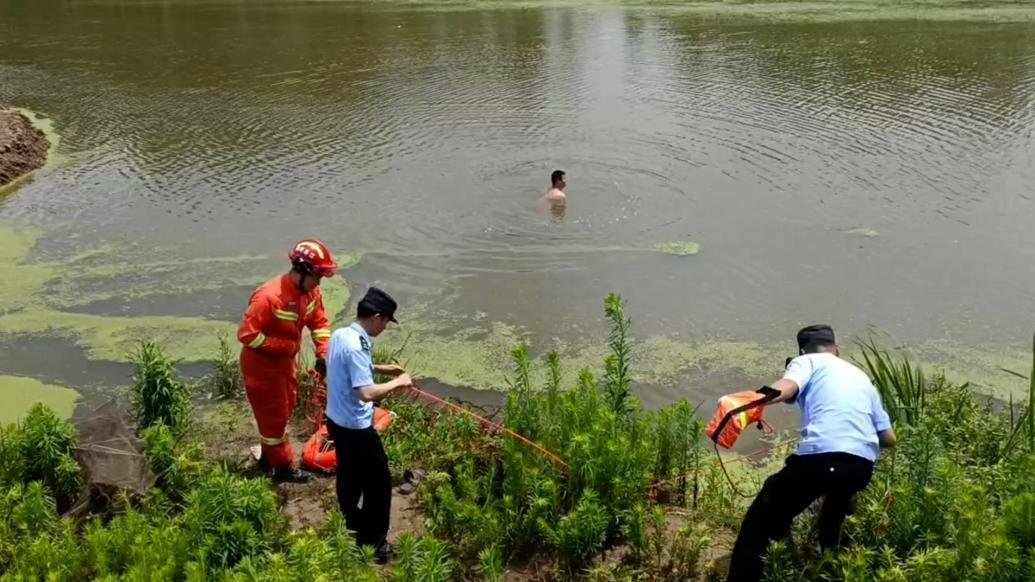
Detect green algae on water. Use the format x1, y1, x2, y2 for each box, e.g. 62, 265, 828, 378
0, 226, 53, 313
0, 224, 357, 363
837, 336, 1034, 400
0, 310, 237, 363
380, 307, 780, 391
14, 108, 62, 169
1, 223, 1029, 400
845, 227, 880, 238
655, 241, 701, 256
912, 340, 1033, 400
0, 375, 79, 424
320, 275, 352, 326
382, 317, 523, 390
44, 251, 358, 315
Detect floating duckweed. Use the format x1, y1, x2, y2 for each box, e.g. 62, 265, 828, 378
14, 108, 62, 169
0, 224, 1028, 401
379, 307, 780, 391
845, 227, 880, 238
0, 226, 54, 312
655, 241, 701, 256
910, 339, 1033, 400
320, 275, 352, 325
0, 224, 356, 363
0, 310, 237, 362
383, 319, 523, 389
0, 375, 78, 424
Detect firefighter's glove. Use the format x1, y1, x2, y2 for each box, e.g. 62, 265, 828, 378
314, 357, 327, 378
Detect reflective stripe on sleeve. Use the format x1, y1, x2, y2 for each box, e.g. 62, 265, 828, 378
273, 309, 299, 321
248, 333, 266, 349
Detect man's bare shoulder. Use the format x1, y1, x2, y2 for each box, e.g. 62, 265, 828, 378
544, 188, 566, 202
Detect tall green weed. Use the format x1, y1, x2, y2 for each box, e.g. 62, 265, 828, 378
0, 403, 80, 501
131, 341, 192, 434
213, 334, 243, 399
418, 294, 704, 572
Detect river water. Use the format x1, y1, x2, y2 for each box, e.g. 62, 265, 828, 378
1, 1, 1033, 415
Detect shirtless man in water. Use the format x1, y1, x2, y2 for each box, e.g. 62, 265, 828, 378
542, 169, 567, 206
538, 169, 567, 211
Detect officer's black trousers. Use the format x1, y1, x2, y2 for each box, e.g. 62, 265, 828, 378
727, 452, 874, 582
327, 419, 392, 547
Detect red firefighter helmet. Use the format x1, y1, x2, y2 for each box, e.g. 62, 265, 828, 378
289, 239, 337, 277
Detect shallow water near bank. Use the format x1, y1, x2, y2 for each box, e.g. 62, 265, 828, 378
1, 0, 1033, 418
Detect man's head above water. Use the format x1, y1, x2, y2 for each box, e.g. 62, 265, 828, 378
551, 169, 566, 190
796, 324, 838, 356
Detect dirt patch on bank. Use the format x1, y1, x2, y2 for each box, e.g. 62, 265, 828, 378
0, 106, 50, 187
199, 400, 428, 540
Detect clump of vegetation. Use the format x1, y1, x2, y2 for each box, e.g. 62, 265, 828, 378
182, 466, 283, 570
624, 506, 711, 581
416, 294, 713, 578
131, 341, 192, 435
212, 334, 243, 400
141, 421, 205, 498
856, 337, 928, 426
390, 533, 456, 582
0, 403, 80, 501
655, 241, 701, 256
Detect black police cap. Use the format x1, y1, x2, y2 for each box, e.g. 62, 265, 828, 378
359, 287, 398, 323
797, 324, 836, 353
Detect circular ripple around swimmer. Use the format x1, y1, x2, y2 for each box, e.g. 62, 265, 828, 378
386, 152, 697, 277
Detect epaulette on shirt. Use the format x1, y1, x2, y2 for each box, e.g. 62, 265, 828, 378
359, 335, 370, 352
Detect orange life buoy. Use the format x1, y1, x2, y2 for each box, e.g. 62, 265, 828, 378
705, 391, 768, 449
302, 408, 396, 473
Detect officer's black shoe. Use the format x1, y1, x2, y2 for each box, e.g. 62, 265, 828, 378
272, 468, 313, 484
375, 541, 395, 565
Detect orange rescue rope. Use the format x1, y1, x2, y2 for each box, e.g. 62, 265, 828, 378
304, 371, 799, 494
405, 381, 570, 471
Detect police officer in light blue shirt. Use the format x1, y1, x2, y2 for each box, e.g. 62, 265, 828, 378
325, 287, 412, 564
727, 325, 897, 582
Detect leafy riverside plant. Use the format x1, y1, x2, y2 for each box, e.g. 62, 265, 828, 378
212, 333, 243, 400
418, 293, 712, 577
130, 341, 192, 435
856, 338, 927, 427
0, 404, 80, 503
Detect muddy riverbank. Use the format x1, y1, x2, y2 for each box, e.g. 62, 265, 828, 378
0, 106, 49, 187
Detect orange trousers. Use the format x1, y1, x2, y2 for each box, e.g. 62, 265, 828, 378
241, 350, 297, 470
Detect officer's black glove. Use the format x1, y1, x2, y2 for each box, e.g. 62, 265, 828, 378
314, 357, 327, 378
755, 385, 780, 401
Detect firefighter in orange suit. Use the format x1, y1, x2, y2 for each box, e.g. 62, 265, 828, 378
238, 239, 336, 483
